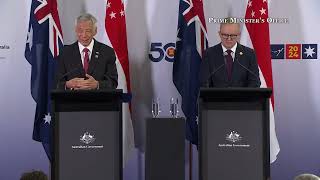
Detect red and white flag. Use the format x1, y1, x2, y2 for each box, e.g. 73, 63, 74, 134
105, 0, 135, 164
244, 0, 280, 163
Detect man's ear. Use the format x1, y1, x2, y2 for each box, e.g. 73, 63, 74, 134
93, 27, 97, 36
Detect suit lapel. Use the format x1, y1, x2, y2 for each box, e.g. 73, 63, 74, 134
73, 42, 85, 73
234, 43, 244, 63
217, 44, 228, 82
231, 43, 244, 81
87, 40, 99, 75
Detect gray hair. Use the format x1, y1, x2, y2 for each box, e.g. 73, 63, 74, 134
220, 17, 240, 27
294, 174, 320, 180
219, 17, 241, 33
75, 13, 97, 29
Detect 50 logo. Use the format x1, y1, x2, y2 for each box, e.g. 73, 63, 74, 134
149, 42, 175, 62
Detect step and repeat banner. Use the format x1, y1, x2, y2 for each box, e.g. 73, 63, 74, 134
0, 0, 319, 179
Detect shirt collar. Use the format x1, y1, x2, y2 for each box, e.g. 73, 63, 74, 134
78, 39, 95, 53
221, 42, 238, 54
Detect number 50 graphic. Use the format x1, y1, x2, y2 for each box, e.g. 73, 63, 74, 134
149, 42, 175, 62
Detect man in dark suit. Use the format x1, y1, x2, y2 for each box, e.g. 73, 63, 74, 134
200, 20, 260, 87
56, 13, 117, 90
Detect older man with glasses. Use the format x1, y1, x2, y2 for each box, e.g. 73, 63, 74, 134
200, 18, 261, 88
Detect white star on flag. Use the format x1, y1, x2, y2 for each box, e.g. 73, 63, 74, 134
26, 25, 33, 50
263, 0, 267, 3
43, 113, 52, 124
106, 1, 111, 8
109, 11, 116, 19
120, 10, 125, 16
251, 10, 255, 17
248, 0, 252, 7
260, 7, 266, 15
304, 46, 316, 57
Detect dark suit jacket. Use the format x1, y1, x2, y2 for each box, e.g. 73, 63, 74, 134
200, 43, 261, 87
55, 39, 118, 89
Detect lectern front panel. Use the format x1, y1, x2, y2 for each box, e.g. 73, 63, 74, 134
200, 99, 269, 180
202, 109, 264, 180
57, 111, 120, 180
199, 88, 271, 180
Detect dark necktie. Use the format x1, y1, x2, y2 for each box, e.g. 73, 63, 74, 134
83, 48, 89, 74
226, 49, 233, 81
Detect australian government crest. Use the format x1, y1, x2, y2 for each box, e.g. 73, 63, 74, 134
72, 132, 104, 149
80, 132, 96, 144
218, 131, 250, 148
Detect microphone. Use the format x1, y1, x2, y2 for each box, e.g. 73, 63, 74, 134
56, 67, 84, 89
234, 57, 261, 87
204, 63, 225, 87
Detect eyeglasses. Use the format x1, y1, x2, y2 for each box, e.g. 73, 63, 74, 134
220, 33, 238, 39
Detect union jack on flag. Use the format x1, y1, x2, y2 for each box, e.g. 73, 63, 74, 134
25, 0, 63, 161
34, 0, 63, 57
181, 0, 208, 56
173, 0, 208, 145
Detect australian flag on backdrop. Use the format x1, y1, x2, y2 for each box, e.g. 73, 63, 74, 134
173, 0, 208, 145
25, 0, 63, 161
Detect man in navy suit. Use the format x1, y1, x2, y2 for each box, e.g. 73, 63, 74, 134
56, 13, 118, 90
200, 20, 260, 87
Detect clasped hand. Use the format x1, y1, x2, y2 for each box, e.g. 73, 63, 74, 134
66, 74, 98, 90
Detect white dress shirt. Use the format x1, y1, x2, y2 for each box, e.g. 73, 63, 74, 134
221, 43, 238, 61
78, 40, 94, 67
